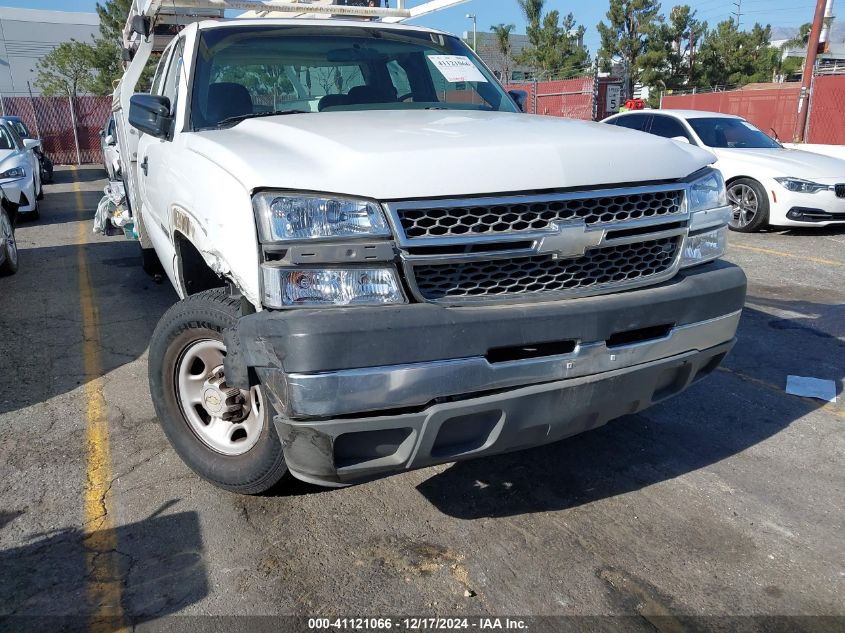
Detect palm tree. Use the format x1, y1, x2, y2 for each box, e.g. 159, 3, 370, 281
517, 0, 544, 27
491, 23, 516, 82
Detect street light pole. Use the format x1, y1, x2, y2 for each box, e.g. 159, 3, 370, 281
466, 13, 477, 51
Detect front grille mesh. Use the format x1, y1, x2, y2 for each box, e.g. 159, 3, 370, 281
411, 237, 680, 302
836, 184, 845, 199
399, 190, 684, 239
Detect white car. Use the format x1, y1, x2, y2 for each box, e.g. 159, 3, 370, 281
100, 114, 121, 181
0, 119, 42, 220
604, 109, 845, 232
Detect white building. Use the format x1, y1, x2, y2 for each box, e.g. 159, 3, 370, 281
0, 7, 100, 96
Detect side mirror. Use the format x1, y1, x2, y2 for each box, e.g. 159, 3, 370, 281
508, 90, 528, 113
23, 138, 41, 151
105, 134, 116, 146
129, 94, 173, 139
671, 136, 691, 144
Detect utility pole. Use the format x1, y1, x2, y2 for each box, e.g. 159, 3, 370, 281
794, 0, 828, 142
733, 0, 742, 28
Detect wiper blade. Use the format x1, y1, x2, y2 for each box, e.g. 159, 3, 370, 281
216, 109, 309, 128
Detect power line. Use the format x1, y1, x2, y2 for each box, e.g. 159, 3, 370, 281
733, 0, 743, 28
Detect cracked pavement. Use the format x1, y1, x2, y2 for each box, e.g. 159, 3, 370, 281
0, 167, 843, 631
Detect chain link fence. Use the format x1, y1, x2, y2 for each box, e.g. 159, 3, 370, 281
0, 94, 112, 165
505, 74, 623, 122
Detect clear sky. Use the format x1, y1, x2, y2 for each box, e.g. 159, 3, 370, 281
0, 0, 825, 52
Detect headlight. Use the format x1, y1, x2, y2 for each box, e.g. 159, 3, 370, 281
254, 193, 390, 242
0, 167, 25, 180
682, 169, 729, 268
681, 226, 728, 268
688, 169, 727, 213
774, 177, 828, 194
261, 266, 405, 308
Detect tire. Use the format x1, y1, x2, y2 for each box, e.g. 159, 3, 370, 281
727, 178, 769, 233
148, 288, 288, 494
41, 157, 54, 184
0, 208, 18, 276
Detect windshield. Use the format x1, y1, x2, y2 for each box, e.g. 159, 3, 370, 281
688, 117, 781, 149
191, 25, 516, 129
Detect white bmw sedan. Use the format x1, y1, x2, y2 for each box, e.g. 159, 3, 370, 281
604, 109, 845, 232
0, 119, 42, 220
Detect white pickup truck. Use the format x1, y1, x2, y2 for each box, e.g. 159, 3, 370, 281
111, 0, 746, 494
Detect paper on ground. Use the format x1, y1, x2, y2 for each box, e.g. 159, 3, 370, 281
785, 376, 838, 403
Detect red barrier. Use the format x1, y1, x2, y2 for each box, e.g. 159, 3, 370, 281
807, 75, 845, 145
2, 95, 112, 165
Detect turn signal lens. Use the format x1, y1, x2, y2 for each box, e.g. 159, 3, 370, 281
261, 266, 405, 308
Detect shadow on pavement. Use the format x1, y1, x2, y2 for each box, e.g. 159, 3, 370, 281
0, 508, 207, 631
0, 238, 175, 417
416, 304, 840, 519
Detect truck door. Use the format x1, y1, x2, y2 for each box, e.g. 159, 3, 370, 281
137, 38, 184, 258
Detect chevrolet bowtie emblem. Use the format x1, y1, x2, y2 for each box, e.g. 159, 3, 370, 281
536, 223, 604, 258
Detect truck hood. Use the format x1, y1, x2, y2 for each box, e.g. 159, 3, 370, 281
187, 110, 716, 200
713, 147, 845, 180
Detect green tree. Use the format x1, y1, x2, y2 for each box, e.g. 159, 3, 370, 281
96, 0, 132, 43
777, 23, 812, 81
490, 23, 516, 82
640, 5, 707, 100
597, 0, 663, 99
517, 0, 590, 79
697, 20, 777, 88
92, 0, 157, 93
34, 41, 98, 97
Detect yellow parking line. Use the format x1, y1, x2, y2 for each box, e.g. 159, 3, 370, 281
72, 167, 127, 633
730, 243, 845, 267
718, 367, 844, 419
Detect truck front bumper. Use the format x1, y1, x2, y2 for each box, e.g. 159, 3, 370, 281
227, 261, 746, 486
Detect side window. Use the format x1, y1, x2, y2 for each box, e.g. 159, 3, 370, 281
161, 39, 185, 110
614, 115, 651, 132
649, 116, 693, 142
150, 48, 172, 96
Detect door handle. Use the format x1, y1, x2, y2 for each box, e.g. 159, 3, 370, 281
141, 156, 149, 176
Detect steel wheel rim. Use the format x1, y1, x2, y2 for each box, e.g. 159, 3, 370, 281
727, 184, 758, 228
1, 213, 16, 266
175, 338, 264, 456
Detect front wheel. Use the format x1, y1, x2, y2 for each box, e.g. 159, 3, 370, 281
148, 289, 288, 494
727, 178, 769, 233
0, 208, 18, 275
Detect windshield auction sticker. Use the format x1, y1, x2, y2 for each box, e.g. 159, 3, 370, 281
428, 55, 488, 83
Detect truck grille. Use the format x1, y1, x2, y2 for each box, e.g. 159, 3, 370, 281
398, 190, 684, 239
385, 184, 690, 305
410, 237, 681, 301
836, 184, 845, 199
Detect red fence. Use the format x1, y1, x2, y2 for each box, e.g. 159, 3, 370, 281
1, 96, 112, 165
807, 75, 845, 145
661, 75, 845, 145
505, 76, 622, 121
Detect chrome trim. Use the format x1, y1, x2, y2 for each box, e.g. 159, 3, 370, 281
284, 310, 742, 418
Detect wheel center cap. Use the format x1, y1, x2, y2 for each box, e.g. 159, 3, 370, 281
202, 387, 226, 416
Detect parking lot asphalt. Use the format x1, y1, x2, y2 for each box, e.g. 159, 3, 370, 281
0, 167, 843, 631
